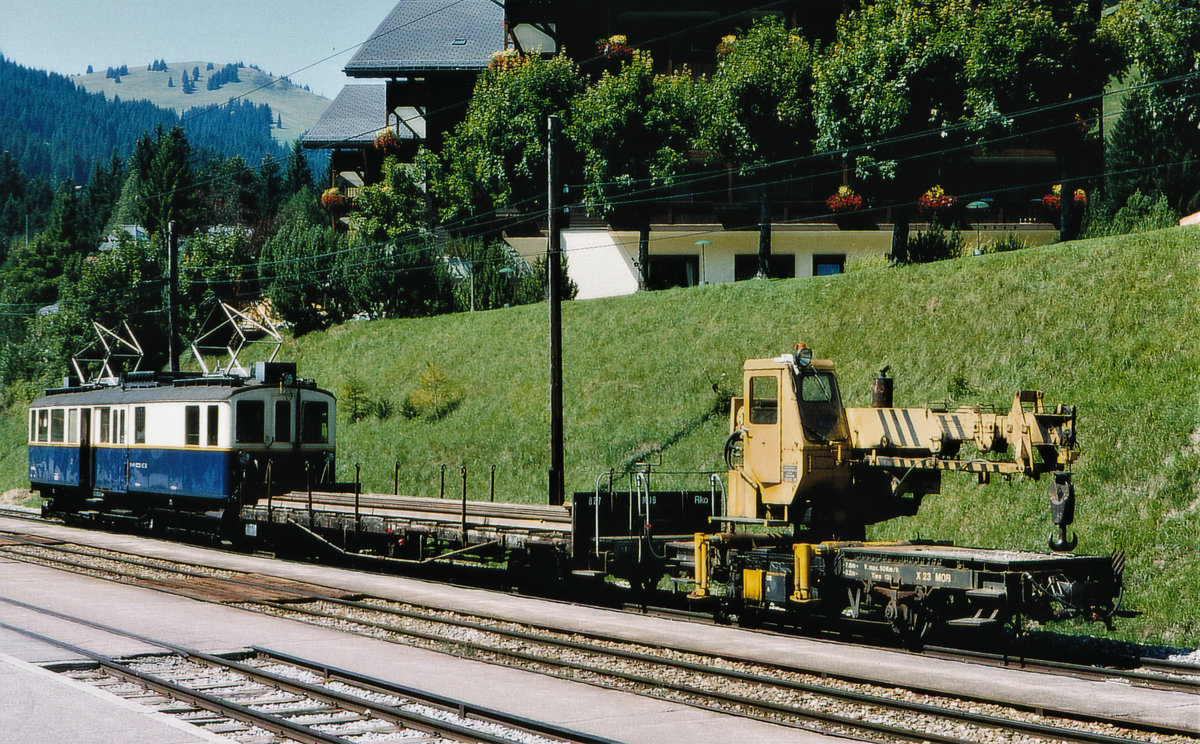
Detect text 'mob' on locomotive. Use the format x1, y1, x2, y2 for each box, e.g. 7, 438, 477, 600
27, 309, 335, 522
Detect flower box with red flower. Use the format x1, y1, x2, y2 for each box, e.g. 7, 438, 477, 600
1041, 185, 1088, 213
373, 129, 401, 153
826, 186, 863, 213
918, 185, 958, 215
321, 188, 350, 211
597, 34, 631, 59
489, 49, 524, 71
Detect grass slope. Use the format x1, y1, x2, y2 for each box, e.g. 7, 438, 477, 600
2, 227, 1197, 644
73, 62, 329, 144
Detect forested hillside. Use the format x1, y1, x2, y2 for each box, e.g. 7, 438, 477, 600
73, 60, 329, 146
0, 54, 288, 185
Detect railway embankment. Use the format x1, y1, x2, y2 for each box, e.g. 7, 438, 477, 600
2, 225, 1197, 646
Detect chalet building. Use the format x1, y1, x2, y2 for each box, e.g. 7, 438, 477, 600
304, 0, 1075, 299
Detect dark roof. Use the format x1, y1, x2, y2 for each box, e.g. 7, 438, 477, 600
302, 85, 391, 148
33, 383, 247, 407
344, 0, 505, 76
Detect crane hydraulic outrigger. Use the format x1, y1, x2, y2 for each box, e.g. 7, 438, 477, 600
689, 345, 1121, 635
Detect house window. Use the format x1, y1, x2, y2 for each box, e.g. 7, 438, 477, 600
185, 405, 200, 446
134, 407, 146, 444
236, 400, 265, 444
207, 405, 219, 447
813, 254, 846, 276
735, 253, 795, 281
647, 255, 700, 290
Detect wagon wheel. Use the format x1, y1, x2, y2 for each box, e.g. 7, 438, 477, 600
891, 603, 933, 647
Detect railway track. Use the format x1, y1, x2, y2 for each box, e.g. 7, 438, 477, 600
2, 525, 1195, 744
0, 596, 611, 744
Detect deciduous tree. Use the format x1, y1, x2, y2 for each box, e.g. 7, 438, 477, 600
570, 51, 698, 287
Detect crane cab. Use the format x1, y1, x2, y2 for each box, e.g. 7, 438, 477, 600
726, 347, 852, 526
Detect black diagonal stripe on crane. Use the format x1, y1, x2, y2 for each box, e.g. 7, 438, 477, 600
876, 409, 894, 446
901, 409, 921, 447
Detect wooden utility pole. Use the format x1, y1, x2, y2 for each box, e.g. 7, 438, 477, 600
547, 116, 564, 506
167, 221, 180, 372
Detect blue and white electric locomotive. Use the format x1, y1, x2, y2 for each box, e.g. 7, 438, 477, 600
28, 361, 336, 518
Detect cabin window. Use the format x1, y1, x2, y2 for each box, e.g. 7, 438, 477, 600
274, 400, 291, 443
67, 408, 78, 444
236, 400, 265, 444
302, 402, 328, 444
749, 376, 779, 425
185, 405, 200, 446
207, 405, 219, 446
97, 408, 111, 444
134, 407, 146, 444
796, 369, 849, 442
115, 409, 126, 444
50, 409, 65, 443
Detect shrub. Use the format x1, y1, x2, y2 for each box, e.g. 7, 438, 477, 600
373, 399, 394, 421
402, 363, 463, 421
341, 375, 371, 423
892, 219, 965, 264
1081, 190, 1177, 239
987, 232, 1033, 253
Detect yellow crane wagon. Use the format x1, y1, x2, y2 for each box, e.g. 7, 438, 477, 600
687, 345, 1122, 637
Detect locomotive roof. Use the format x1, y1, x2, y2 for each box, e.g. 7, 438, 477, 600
32, 379, 333, 407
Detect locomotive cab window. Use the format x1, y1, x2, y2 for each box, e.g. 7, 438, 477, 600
97, 408, 111, 444
36, 409, 49, 442
29, 410, 36, 443
302, 401, 328, 444
185, 405, 200, 446
134, 406, 146, 444
749, 375, 779, 425
50, 409, 65, 443
67, 408, 78, 444
207, 406, 219, 447
236, 400, 265, 443
275, 400, 291, 443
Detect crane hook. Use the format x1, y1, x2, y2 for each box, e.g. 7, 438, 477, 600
1049, 525, 1078, 552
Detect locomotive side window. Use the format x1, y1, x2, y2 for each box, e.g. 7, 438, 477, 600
185, 405, 200, 446
302, 402, 328, 444
67, 408, 78, 444
97, 408, 111, 444
116, 409, 126, 444
134, 406, 146, 444
50, 409, 65, 443
275, 400, 291, 443
236, 400, 265, 443
207, 405, 219, 446
29, 410, 36, 443
749, 376, 779, 425
37, 410, 49, 442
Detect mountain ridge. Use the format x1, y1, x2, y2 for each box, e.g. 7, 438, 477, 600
72, 61, 330, 145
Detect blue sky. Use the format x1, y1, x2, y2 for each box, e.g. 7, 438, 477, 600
0, 0, 399, 98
